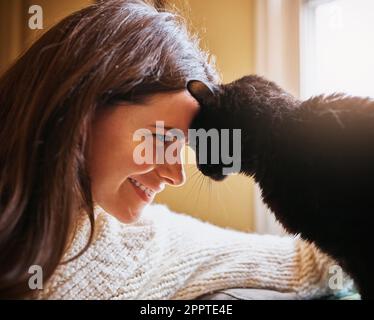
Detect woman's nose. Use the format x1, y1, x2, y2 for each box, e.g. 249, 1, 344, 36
157, 162, 186, 187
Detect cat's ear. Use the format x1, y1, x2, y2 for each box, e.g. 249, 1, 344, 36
187, 80, 216, 106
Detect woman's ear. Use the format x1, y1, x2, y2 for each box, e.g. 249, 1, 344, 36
187, 80, 216, 106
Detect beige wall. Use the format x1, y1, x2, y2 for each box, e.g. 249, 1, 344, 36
155, 0, 256, 231
23, 0, 93, 46
0, 0, 93, 73
0, 0, 24, 73
0, 0, 256, 231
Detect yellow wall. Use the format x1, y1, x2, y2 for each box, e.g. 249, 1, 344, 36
23, 0, 93, 46
0, 0, 93, 73
0, 0, 256, 231
155, 0, 256, 232
0, 0, 24, 73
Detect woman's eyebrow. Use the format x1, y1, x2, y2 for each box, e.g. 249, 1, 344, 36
149, 124, 188, 142
150, 124, 175, 131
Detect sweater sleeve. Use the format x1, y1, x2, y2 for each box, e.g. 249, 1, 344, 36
139, 204, 336, 300
39, 204, 339, 300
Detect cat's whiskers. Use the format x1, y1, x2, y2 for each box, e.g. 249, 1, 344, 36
208, 176, 212, 211
213, 180, 230, 222
184, 166, 201, 202
221, 176, 235, 198
193, 174, 206, 214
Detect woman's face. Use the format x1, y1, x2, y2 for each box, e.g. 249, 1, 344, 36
88, 90, 199, 223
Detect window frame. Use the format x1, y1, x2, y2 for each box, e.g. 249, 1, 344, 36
300, 0, 336, 99
254, 0, 303, 234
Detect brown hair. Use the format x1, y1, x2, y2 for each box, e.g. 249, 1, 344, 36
0, 0, 217, 298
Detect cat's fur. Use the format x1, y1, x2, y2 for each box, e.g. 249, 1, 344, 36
187, 75, 374, 299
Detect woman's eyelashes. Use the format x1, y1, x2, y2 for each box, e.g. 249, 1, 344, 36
153, 133, 169, 143
152, 133, 181, 145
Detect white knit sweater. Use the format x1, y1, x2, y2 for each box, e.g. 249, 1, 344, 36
37, 204, 336, 300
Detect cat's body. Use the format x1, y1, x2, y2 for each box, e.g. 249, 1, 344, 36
187, 75, 374, 299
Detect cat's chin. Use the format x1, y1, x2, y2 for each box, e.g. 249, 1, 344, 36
209, 173, 227, 182
204, 171, 240, 181
199, 171, 227, 181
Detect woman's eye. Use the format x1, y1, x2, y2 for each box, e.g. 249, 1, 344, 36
153, 134, 168, 143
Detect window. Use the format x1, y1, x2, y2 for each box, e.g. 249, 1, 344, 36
301, 0, 374, 99
254, 0, 374, 234
254, 0, 302, 235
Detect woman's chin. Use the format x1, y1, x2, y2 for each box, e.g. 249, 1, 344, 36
111, 204, 146, 224
96, 200, 145, 224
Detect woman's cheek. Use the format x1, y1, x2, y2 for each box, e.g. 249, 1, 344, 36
128, 137, 160, 173
126, 146, 156, 174
132, 163, 155, 175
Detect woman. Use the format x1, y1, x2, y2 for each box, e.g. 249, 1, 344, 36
0, 0, 334, 299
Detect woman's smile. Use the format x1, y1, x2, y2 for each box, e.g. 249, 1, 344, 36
128, 176, 164, 203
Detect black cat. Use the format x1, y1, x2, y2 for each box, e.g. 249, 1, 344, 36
187, 75, 374, 299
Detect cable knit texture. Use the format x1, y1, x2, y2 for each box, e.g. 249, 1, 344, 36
36, 204, 336, 300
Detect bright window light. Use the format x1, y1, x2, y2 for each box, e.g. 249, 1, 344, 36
301, 0, 374, 99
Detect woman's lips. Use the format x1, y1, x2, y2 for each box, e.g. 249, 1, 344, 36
128, 177, 159, 202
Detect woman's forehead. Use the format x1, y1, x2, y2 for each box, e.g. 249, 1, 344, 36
145, 90, 199, 109
142, 90, 199, 125
109, 90, 200, 136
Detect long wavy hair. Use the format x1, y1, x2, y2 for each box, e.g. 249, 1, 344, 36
0, 0, 217, 298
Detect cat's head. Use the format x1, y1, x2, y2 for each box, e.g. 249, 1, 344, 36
187, 75, 291, 181
186, 80, 243, 181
